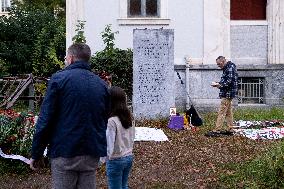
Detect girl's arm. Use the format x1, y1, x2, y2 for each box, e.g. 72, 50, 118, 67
106, 119, 116, 159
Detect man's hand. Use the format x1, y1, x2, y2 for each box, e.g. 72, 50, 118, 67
29, 158, 44, 171
211, 81, 221, 88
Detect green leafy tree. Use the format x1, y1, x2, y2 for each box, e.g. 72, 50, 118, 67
90, 25, 133, 98
0, 4, 65, 76
13, 0, 65, 17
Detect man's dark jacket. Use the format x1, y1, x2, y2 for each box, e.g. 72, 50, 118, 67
32, 61, 110, 159
219, 61, 238, 99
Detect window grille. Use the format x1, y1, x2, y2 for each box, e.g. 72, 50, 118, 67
238, 77, 264, 104
128, 0, 160, 17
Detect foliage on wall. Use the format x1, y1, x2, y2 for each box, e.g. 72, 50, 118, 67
72, 20, 87, 44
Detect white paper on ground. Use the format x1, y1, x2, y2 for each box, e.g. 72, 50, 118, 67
235, 120, 262, 128
135, 127, 169, 141
0, 148, 31, 164
234, 120, 284, 128
234, 127, 284, 140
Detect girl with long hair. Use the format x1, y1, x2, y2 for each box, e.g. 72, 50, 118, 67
106, 86, 135, 189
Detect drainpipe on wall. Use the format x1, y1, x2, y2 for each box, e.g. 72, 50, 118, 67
184, 56, 191, 109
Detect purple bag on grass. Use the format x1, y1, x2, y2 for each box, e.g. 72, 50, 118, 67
168, 116, 184, 130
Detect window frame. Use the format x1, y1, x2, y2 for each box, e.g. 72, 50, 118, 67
1, 0, 11, 13
118, 0, 170, 25
127, 0, 160, 18
230, 0, 268, 36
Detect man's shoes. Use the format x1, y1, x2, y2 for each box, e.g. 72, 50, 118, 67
204, 130, 221, 137
205, 130, 234, 137
219, 130, 234, 135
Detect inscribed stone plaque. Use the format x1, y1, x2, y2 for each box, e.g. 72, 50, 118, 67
133, 29, 175, 118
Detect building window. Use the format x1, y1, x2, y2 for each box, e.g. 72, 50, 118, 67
1, 0, 11, 12
128, 0, 160, 17
231, 0, 267, 20
238, 77, 264, 104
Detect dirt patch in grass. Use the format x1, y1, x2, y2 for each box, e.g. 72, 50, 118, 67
0, 124, 279, 189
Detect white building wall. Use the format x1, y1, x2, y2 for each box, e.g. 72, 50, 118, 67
69, 0, 204, 65
203, 0, 230, 65
66, 0, 284, 109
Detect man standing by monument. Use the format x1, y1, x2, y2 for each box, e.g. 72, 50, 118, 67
211, 56, 238, 131
30, 43, 110, 189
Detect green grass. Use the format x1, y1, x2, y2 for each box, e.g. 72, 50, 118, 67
0, 158, 31, 175
234, 107, 284, 121
1, 107, 283, 179
220, 140, 284, 189
216, 107, 284, 189
135, 107, 284, 188
200, 107, 284, 131
135, 107, 284, 132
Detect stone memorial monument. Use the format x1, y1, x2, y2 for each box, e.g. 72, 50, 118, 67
133, 29, 174, 118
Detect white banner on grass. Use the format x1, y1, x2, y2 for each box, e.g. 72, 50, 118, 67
234, 127, 284, 140
0, 148, 31, 164
0, 148, 47, 164
135, 127, 169, 141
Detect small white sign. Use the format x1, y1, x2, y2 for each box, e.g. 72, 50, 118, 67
170, 107, 176, 116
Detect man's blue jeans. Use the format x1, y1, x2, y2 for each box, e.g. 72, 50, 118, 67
106, 155, 133, 189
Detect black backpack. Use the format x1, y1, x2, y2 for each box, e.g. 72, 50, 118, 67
185, 105, 203, 126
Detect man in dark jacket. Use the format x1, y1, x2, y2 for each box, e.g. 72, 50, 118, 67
30, 43, 110, 189
211, 56, 238, 131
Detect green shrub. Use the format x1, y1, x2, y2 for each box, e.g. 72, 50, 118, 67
0, 109, 35, 174
90, 25, 133, 97
0, 109, 35, 157
0, 58, 8, 77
